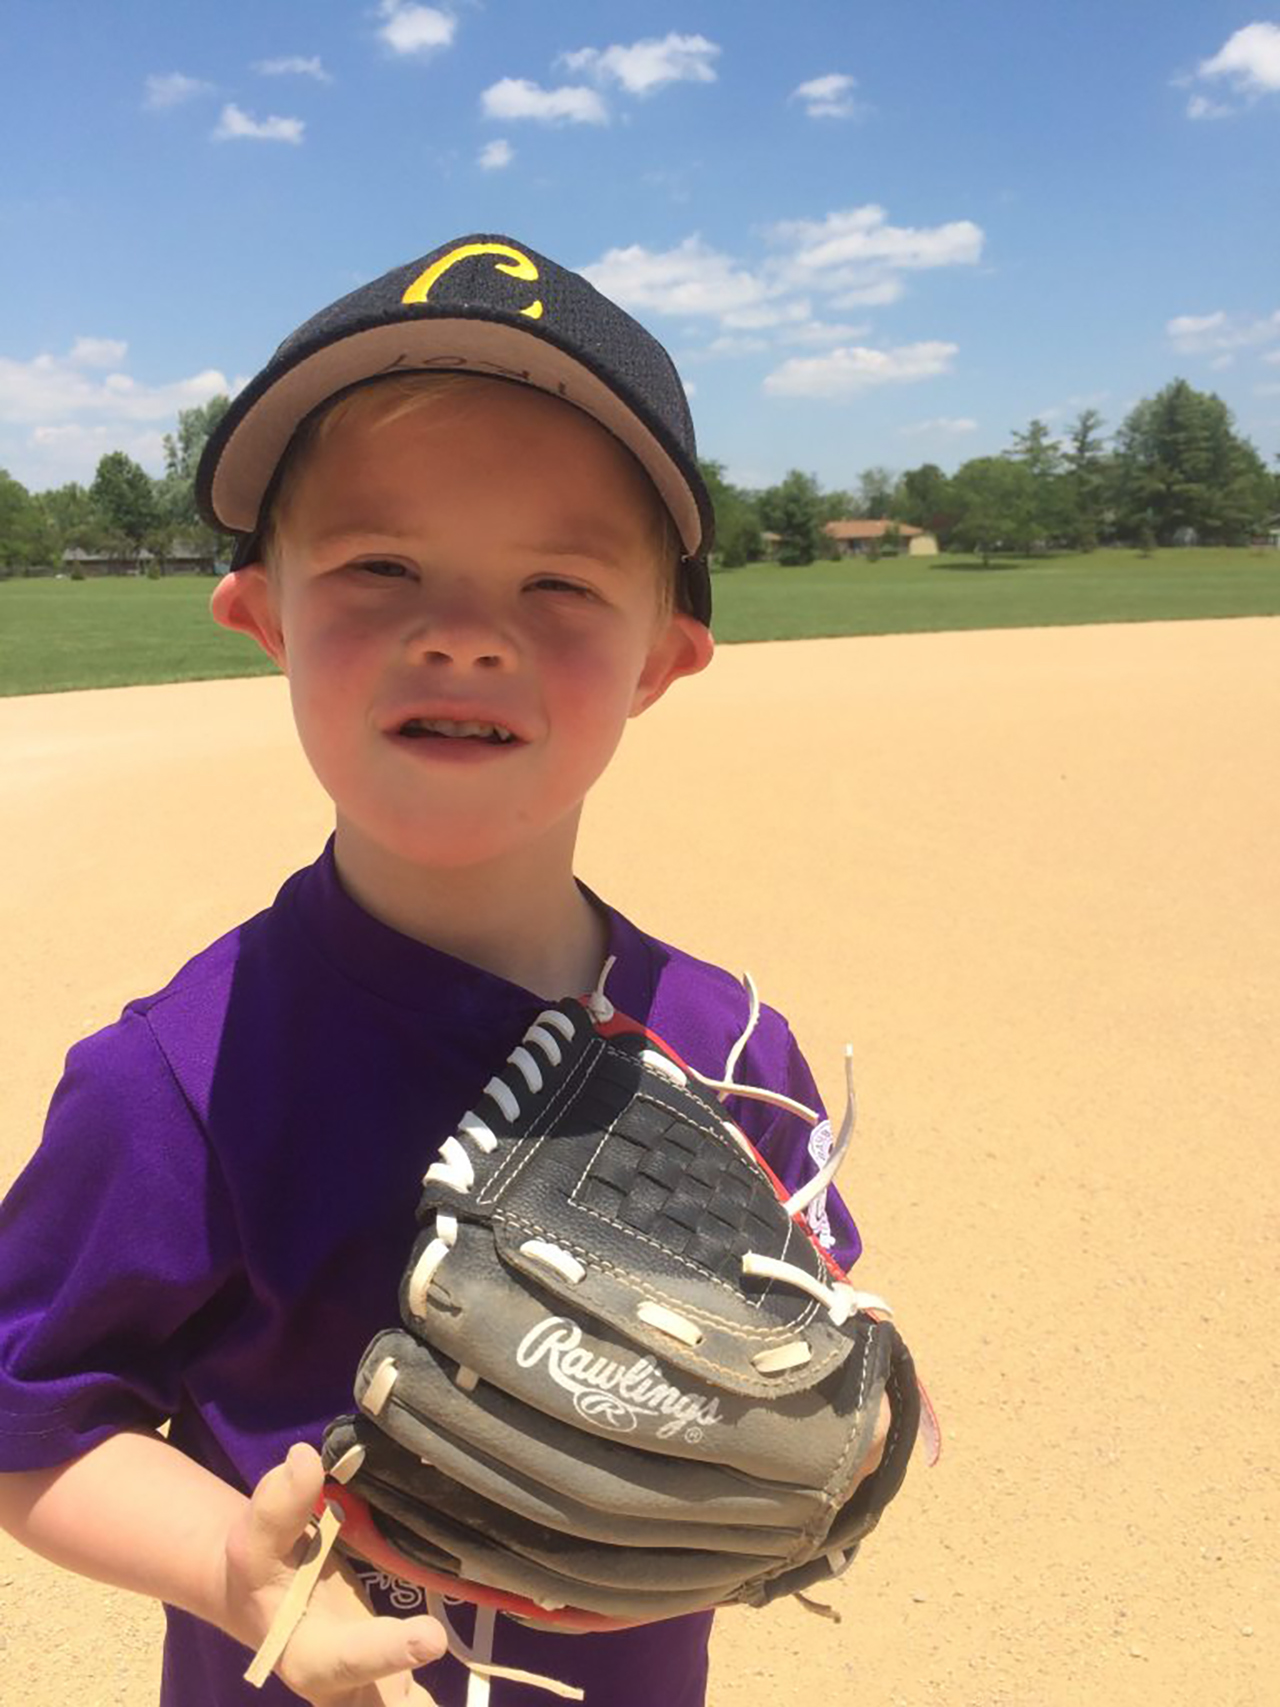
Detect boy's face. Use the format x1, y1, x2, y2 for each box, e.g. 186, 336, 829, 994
213, 380, 712, 874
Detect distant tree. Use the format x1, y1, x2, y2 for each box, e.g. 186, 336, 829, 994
759, 469, 823, 565
813, 487, 855, 557
0, 469, 58, 568
1005, 417, 1070, 545
1062, 408, 1108, 550
855, 466, 897, 519
817, 487, 855, 524
156, 395, 231, 550
33, 481, 108, 555
1006, 418, 1062, 481
91, 451, 160, 557
697, 458, 763, 569
1113, 379, 1272, 544
894, 462, 958, 543
949, 456, 1038, 561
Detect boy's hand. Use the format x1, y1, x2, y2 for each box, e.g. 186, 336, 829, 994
860, 1393, 893, 1482
224, 1443, 446, 1705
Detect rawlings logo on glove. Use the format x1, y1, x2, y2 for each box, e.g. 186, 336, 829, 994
517, 1315, 725, 1441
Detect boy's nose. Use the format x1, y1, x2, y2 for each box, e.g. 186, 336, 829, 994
407, 588, 516, 670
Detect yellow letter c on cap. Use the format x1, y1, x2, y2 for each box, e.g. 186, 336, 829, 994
402, 242, 544, 320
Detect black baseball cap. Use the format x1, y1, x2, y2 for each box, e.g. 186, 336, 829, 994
196, 233, 715, 624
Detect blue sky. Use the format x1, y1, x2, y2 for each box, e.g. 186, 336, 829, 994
2, 1, 1278, 496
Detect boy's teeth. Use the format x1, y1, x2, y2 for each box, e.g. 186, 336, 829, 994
401, 718, 513, 742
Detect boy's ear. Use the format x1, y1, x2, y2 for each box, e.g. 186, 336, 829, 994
630, 612, 714, 718
210, 567, 287, 671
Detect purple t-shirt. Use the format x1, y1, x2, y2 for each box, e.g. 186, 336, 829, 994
0, 842, 860, 1707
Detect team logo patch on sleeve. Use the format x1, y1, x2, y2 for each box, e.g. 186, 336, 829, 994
805, 1118, 836, 1248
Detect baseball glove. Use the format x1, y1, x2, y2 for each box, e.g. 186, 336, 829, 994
315, 986, 921, 1636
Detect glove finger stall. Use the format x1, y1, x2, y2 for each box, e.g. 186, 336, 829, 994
328, 1435, 776, 1619
331, 1330, 822, 1546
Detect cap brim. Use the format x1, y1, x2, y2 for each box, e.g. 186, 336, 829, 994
209, 318, 706, 565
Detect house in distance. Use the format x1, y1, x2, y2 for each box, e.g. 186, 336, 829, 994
822, 520, 939, 557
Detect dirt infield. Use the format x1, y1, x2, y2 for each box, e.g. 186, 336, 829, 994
2, 619, 1276, 1706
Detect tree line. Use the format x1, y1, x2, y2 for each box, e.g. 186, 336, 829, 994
1, 379, 1277, 574
704, 379, 1279, 566
0, 397, 231, 572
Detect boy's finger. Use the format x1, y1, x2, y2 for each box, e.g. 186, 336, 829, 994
245, 1442, 325, 1565
286, 1613, 447, 1697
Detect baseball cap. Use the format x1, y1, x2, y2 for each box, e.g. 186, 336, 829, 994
196, 233, 715, 624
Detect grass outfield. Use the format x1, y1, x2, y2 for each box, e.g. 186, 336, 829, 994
710, 546, 1280, 644
1, 547, 1278, 696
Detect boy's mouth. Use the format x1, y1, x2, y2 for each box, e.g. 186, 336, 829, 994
398, 717, 518, 745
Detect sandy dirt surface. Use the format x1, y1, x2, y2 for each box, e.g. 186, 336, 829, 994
1, 619, 1276, 1707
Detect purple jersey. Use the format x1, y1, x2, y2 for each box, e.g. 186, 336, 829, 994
0, 841, 860, 1706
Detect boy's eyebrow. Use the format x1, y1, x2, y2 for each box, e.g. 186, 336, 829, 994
304, 526, 419, 555
516, 534, 630, 569
305, 524, 636, 569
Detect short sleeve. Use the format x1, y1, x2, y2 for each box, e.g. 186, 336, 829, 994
724, 1016, 863, 1274
0, 1010, 242, 1470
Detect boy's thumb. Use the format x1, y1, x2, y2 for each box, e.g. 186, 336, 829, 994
247, 1442, 325, 1563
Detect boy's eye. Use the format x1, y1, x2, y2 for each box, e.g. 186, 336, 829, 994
530, 576, 594, 598
354, 559, 409, 579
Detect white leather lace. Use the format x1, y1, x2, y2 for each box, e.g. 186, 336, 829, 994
404, 966, 890, 1378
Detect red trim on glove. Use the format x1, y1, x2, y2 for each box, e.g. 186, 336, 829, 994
320, 1484, 638, 1633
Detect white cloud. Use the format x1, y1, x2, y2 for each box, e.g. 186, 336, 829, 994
1184, 23, 1280, 117
582, 205, 981, 367
144, 72, 215, 110
695, 334, 771, 358
899, 416, 979, 438
720, 300, 812, 332
779, 320, 872, 346
792, 73, 859, 119
480, 77, 607, 125
1197, 22, 1280, 94
212, 104, 305, 144
1167, 308, 1280, 354
831, 279, 905, 308
253, 56, 332, 83
378, 2, 456, 58
0, 346, 229, 426
1262, 348, 1280, 365
763, 341, 958, 399
15, 422, 169, 487
1167, 311, 1228, 343
770, 204, 984, 277
758, 204, 982, 317
1187, 93, 1233, 120
478, 138, 514, 171
0, 340, 231, 484
68, 337, 129, 369
559, 33, 720, 95
582, 237, 773, 318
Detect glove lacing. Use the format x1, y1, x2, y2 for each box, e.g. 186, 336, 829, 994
407, 963, 890, 1381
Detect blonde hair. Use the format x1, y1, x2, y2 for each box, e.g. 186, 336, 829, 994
260, 372, 683, 610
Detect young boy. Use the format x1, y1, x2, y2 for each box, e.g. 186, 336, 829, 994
0, 235, 876, 1707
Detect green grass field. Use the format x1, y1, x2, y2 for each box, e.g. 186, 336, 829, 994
709, 546, 1280, 645
2, 548, 1278, 696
